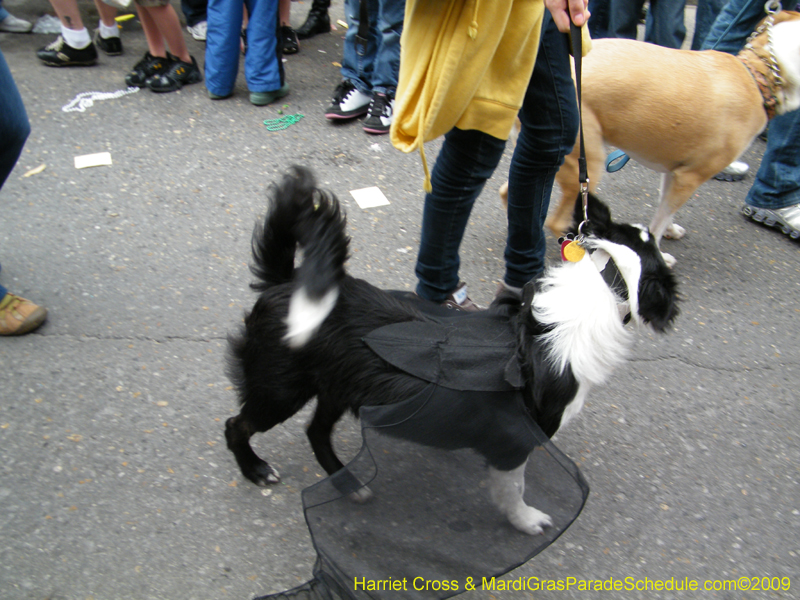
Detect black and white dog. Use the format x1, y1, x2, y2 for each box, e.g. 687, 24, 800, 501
225, 167, 678, 535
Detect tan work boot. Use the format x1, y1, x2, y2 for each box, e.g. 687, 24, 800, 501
0, 293, 48, 335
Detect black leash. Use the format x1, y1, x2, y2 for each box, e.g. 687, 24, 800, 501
569, 21, 590, 234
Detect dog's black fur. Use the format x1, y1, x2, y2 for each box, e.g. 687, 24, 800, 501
225, 167, 678, 492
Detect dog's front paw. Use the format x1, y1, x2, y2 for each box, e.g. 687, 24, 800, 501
246, 463, 280, 487
661, 252, 677, 268
508, 505, 553, 536
664, 223, 686, 240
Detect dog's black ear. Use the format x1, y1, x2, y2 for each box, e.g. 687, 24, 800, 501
572, 192, 612, 235
637, 268, 680, 332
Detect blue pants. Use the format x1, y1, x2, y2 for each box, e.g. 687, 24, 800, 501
341, 0, 404, 96
0, 48, 32, 298
205, 0, 283, 96
610, 0, 686, 48
702, 0, 800, 209
414, 13, 579, 301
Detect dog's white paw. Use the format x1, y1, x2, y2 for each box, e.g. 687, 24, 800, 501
349, 486, 373, 504
663, 223, 686, 240
508, 505, 553, 536
661, 252, 677, 268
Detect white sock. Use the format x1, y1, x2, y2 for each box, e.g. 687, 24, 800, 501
98, 20, 119, 39
61, 25, 91, 49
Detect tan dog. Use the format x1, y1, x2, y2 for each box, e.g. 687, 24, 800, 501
539, 10, 800, 266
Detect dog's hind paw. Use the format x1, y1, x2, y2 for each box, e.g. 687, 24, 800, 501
348, 486, 373, 504
509, 506, 553, 536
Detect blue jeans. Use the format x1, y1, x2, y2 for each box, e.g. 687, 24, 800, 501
181, 0, 207, 27
611, 0, 686, 48
0, 48, 32, 299
415, 13, 579, 301
690, 0, 725, 49
205, 0, 283, 95
341, 0, 403, 96
702, 0, 800, 209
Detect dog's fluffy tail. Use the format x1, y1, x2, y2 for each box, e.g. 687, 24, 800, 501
250, 166, 350, 348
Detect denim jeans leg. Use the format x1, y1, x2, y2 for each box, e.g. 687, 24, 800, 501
610, 0, 645, 39
415, 129, 506, 302
341, 0, 376, 94
691, 0, 726, 49
369, 0, 403, 95
700, 0, 768, 52
747, 109, 800, 209
0, 49, 31, 192
504, 13, 578, 288
644, 0, 686, 49
181, 0, 208, 27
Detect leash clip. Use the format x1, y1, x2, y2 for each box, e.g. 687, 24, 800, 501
578, 180, 590, 236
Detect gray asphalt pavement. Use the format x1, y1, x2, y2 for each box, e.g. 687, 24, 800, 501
1, 2, 798, 599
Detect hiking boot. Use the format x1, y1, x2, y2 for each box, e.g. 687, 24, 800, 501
325, 80, 371, 120
0, 14, 33, 33
147, 54, 202, 93
94, 29, 123, 56
125, 51, 169, 87
441, 282, 481, 312
187, 20, 207, 41
296, 1, 330, 40
742, 203, 800, 240
362, 92, 394, 134
282, 25, 299, 54
37, 35, 98, 67
0, 293, 47, 336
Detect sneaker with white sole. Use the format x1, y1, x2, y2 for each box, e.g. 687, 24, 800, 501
714, 160, 749, 182
325, 80, 371, 120
742, 203, 800, 240
362, 92, 394, 134
0, 14, 33, 33
187, 21, 207, 41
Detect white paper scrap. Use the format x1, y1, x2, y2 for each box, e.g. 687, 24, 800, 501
74, 152, 113, 169
350, 186, 390, 209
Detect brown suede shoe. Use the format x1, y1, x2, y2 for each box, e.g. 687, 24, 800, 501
0, 293, 48, 335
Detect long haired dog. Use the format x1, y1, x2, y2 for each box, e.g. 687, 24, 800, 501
226, 167, 678, 535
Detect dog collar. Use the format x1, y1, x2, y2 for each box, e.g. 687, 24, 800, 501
737, 51, 781, 120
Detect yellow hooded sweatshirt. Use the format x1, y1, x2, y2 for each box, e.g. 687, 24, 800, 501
390, 0, 546, 191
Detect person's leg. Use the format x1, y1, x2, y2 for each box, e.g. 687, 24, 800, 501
746, 110, 800, 208
0, 50, 48, 335
146, 3, 192, 62
690, 0, 725, 49
137, 5, 168, 57
244, 0, 286, 100
142, 2, 203, 92
205, 0, 243, 97
700, 0, 765, 52
37, 0, 98, 66
280, 0, 298, 54
503, 11, 579, 288
0, 49, 30, 190
181, 0, 207, 27
609, 0, 645, 39
341, 0, 376, 95
587, 0, 610, 38
644, 0, 686, 48
415, 128, 506, 302
369, 0, 403, 96
92, 0, 122, 55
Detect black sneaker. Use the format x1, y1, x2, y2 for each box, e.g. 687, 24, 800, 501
94, 29, 123, 56
147, 53, 203, 93
37, 35, 98, 67
362, 92, 394, 134
325, 80, 371, 120
125, 52, 169, 87
282, 25, 299, 54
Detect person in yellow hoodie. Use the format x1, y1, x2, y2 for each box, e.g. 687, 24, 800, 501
392, 0, 589, 309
